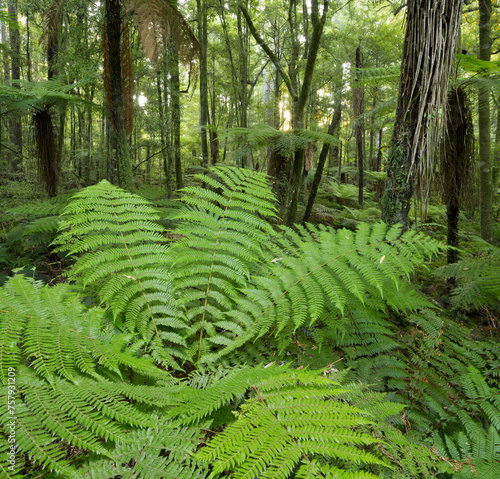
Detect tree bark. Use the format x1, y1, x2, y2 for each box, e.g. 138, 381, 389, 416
381, 0, 463, 228
8, 0, 22, 173
478, 0, 493, 242
197, 0, 209, 169
353, 47, 364, 209
169, 47, 183, 190
157, 62, 172, 197
240, 1, 329, 225
441, 87, 474, 266
286, 0, 329, 225
302, 100, 342, 223
105, 0, 134, 190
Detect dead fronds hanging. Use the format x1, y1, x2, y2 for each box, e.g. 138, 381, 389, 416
125, 0, 202, 70
398, 0, 464, 211
439, 86, 474, 265
39, 0, 65, 49
440, 86, 475, 209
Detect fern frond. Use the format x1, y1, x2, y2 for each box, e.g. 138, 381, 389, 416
192, 365, 387, 479
168, 166, 277, 362
54, 180, 185, 367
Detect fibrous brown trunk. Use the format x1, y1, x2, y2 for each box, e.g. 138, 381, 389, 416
381, 0, 463, 228
441, 87, 474, 266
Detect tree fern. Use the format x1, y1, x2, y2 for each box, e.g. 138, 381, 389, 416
50, 168, 445, 367
53, 180, 186, 368
0, 275, 206, 478
167, 166, 278, 362
436, 244, 500, 311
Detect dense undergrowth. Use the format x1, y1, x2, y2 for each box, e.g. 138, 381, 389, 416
0, 166, 499, 478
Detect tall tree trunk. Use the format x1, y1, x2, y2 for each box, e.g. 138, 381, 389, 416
240, 0, 329, 225
381, 0, 463, 228
286, 0, 329, 225
104, 0, 134, 190
478, 0, 493, 242
441, 87, 474, 267
170, 47, 183, 190
157, 60, 172, 197
353, 47, 364, 209
493, 96, 500, 206
8, 0, 22, 173
197, 0, 209, 169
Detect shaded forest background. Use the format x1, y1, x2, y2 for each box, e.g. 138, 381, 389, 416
0, 0, 498, 235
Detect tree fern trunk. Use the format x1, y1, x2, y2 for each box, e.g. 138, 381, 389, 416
381, 0, 463, 228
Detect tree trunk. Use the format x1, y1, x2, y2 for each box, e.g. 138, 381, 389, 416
302, 100, 342, 223
286, 0, 329, 225
8, 0, 22, 173
493, 96, 500, 206
353, 47, 364, 209
240, 0, 329, 225
197, 0, 209, 170
157, 60, 172, 197
441, 87, 473, 266
478, 0, 493, 242
169, 47, 183, 190
104, 0, 134, 190
381, 0, 463, 228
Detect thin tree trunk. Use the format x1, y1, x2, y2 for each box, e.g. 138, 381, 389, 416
170, 47, 183, 190
493, 96, 500, 206
303, 100, 342, 223
8, 0, 22, 173
478, 0, 493, 242
353, 47, 364, 209
197, 0, 209, 169
157, 59, 172, 197
240, 0, 329, 225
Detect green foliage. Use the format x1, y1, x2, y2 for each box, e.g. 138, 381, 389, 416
1, 166, 498, 478
216, 124, 338, 164
193, 367, 387, 479
436, 242, 500, 312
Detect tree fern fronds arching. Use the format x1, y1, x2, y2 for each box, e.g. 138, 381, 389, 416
54, 180, 186, 367
169, 166, 278, 362
230, 222, 445, 351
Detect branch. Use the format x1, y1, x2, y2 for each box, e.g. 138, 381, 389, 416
132, 146, 169, 171
238, 3, 298, 101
